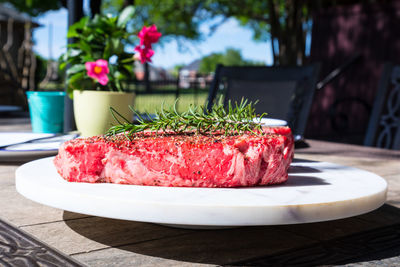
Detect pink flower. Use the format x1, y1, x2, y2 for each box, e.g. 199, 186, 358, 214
134, 45, 155, 64
138, 25, 161, 48
85, 59, 109, 86
134, 25, 160, 64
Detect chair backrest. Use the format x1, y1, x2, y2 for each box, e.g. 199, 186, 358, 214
206, 64, 321, 137
364, 63, 400, 149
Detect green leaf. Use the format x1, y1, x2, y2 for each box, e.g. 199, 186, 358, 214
115, 79, 122, 91
67, 17, 89, 38
117, 6, 135, 27
67, 72, 85, 84
108, 17, 118, 26
69, 76, 94, 92
79, 40, 92, 54
67, 87, 75, 99
114, 70, 124, 80
120, 64, 133, 76
66, 43, 80, 49
103, 41, 112, 59
111, 38, 122, 51
68, 49, 81, 58
95, 28, 105, 35
60, 52, 69, 62
66, 64, 86, 76
91, 14, 101, 25
87, 34, 95, 42
59, 61, 67, 70
82, 55, 94, 62
120, 56, 134, 64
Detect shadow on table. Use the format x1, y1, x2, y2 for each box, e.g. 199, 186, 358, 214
64, 204, 400, 266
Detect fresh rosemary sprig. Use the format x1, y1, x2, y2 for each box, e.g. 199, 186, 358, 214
106, 99, 267, 137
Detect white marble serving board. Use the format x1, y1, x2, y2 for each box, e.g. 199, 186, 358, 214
15, 157, 387, 228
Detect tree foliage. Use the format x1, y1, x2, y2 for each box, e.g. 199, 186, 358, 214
198, 48, 264, 74
170, 63, 185, 78
200, 1, 363, 65
7, 0, 353, 66
0, 0, 64, 17
103, 0, 206, 46
104, 0, 316, 66
200, 0, 314, 66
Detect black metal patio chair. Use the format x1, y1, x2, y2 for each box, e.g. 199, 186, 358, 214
206, 64, 321, 138
364, 63, 400, 149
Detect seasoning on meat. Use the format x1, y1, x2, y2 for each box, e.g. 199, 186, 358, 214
54, 127, 294, 187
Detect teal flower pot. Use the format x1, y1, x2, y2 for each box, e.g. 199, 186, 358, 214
26, 91, 65, 133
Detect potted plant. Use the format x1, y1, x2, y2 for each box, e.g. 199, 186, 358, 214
60, 6, 161, 137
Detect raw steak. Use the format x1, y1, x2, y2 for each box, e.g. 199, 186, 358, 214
54, 127, 294, 187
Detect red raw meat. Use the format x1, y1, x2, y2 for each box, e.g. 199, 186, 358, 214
54, 127, 294, 187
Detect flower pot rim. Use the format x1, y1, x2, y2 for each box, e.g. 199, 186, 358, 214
26, 91, 66, 97
73, 90, 134, 95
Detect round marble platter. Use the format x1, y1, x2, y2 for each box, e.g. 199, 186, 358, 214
15, 157, 387, 228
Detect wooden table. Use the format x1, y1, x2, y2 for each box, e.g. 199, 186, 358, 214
1, 118, 400, 266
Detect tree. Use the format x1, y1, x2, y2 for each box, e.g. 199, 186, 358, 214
103, 0, 205, 45
6, 0, 356, 66
102, 0, 315, 66
198, 48, 264, 74
199, 53, 223, 75
0, 0, 64, 17
170, 63, 185, 78
200, 0, 314, 66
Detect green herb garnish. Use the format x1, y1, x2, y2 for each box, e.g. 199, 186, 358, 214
106, 99, 266, 137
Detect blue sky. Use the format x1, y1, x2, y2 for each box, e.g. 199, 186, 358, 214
32, 8, 273, 69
